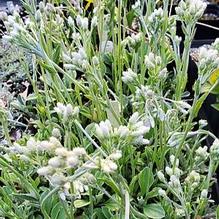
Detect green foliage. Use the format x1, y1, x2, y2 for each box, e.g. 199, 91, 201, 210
0, 0, 218, 218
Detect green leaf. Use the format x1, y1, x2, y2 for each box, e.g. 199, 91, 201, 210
74, 199, 90, 208
41, 62, 56, 75
216, 205, 219, 219
139, 167, 154, 196
106, 100, 121, 128
51, 202, 62, 219
12, 193, 38, 202
146, 187, 159, 200
193, 92, 209, 118
129, 175, 139, 194
212, 103, 219, 111
126, 10, 135, 27
57, 208, 66, 219
143, 203, 165, 219
102, 207, 113, 218
53, 44, 61, 63
100, 177, 121, 196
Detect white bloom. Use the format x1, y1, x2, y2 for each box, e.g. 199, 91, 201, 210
199, 120, 208, 127
129, 112, 140, 125
157, 171, 165, 182
39, 2, 45, 12
133, 136, 150, 145
95, 120, 112, 139
81, 173, 96, 184
158, 188, 166, 197
109, 150, 122, 160
170, 155, 179, 167
50, 173, 66, 186
48, 156, 63, 168
68, 16, 74, 27
54, 103, 78, 120
91, 16, 98, 28
76, 15, 83, 27
92, 56, 99, 65
52, 128, 62, 139
148, 8, 164, 23
10, 143, 28, 154
0, 11, 8, 21
176, 0, 207, 20
122, 68, 137, 84
132, 0, 140, 10
145, 52, 161, 69
81, 17, 88, 30
185, 171, 200, 185
26, 137, 38, 152
165, 166, 173, 176
174, 36, 182, 44
131, 126, 150, 137
72, 147, 87, 157
135, 85, 154, 99
101, 159, 118, 173
54, 102, 65, 114
210, 139, 219, 160
73, 179, 88, 193
37, 166, 54, 176
55, 147, 69, 157
159, 68, 168, 79
45, 3, 55, 12
175, 208, 185, 217
49, 137, 62, 148
131, 32, 143, 43
201, 189, 208, 199
100, 40, 113, 53
38, 140, 55, 151
169, 175, 180, 188
116, 126, 129, 138
66, 156, 79, 168
195, 146, 209, 160
174, 167, 182, 177
72, 32, 81, 41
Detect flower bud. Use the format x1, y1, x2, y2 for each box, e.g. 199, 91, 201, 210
157, 171, 165, 182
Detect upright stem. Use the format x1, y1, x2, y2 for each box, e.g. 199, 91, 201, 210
117, 0, 123, 116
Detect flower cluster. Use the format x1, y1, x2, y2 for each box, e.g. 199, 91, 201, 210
135, 85, 154, 101
195, 146, 209, 162
37, 147, 88, 186
10, 136, 62, 155
121, 33, 143, 47
122, 68, 137, 84
210, 139, 219, 161
185, 170, 201, 189
144, 52, 162, 70
95, 112, 150, 145
63, 47, 89, 70
1, 12, 25, 40
157, 155, 184, 194
176, 0, 207, 21
147, 8, 165, 34
76, 15, 89, 30
54, 103, 79, 121
198, 47, 219, 71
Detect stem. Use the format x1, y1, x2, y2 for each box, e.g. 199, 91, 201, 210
74, 120, 107, 157
117, 0, 123, 116
125, 190, 130, 219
